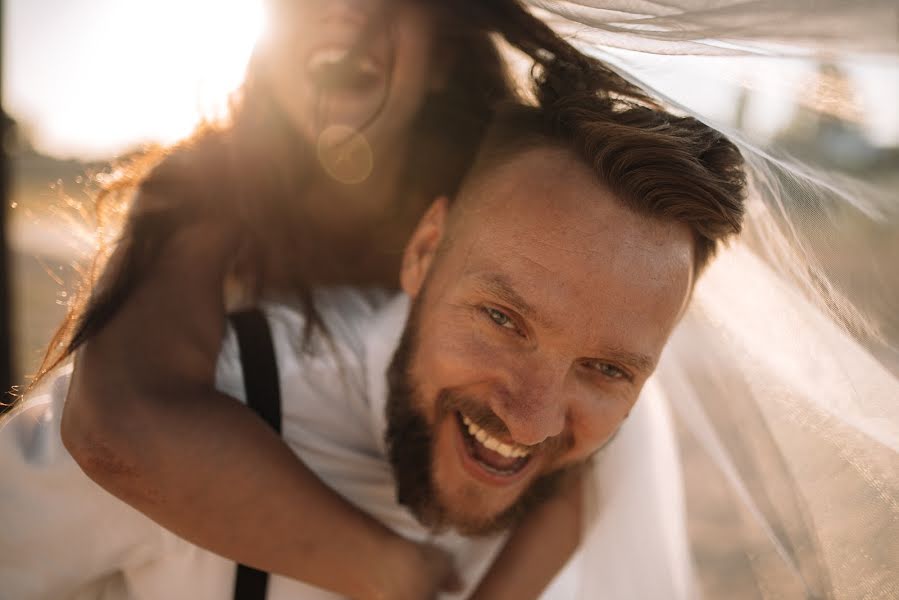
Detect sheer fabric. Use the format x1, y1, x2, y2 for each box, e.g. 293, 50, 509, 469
530, 0, 898, 55
526, 1, 899, 598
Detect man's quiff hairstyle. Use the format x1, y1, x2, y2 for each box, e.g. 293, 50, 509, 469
461, 95, 747, 272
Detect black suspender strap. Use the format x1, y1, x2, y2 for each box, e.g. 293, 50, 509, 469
230, 309, 282, 434
228, 309, 281, 600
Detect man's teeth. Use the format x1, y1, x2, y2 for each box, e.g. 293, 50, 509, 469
461, 414, 530, 459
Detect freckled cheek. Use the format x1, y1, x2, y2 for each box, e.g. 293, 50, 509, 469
417, 319, 517, 389
567, 397, 635, 460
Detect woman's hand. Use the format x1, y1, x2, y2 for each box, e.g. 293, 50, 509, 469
372, 537, 462, 600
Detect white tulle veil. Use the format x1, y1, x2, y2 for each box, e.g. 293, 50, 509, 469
525, 2, 899, 598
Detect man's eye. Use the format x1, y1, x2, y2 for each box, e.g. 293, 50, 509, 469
585, 360, 628, 380
484, 307, 517, 331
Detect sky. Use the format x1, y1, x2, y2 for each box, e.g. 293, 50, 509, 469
3, 0, 263, 159
3, 0, 897, 161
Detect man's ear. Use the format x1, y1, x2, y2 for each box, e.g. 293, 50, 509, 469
401, 197, 448, 298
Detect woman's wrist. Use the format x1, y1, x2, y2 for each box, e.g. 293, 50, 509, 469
347, 530, 415, 600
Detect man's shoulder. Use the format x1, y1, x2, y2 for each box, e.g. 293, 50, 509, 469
215, 287, 399, 403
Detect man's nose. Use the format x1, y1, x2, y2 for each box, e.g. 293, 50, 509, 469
488, 362, 568, 447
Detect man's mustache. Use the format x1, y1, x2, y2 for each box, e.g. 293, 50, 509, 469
436, 389, 574, 464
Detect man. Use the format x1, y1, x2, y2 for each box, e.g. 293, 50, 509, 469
0, 97, 745, 599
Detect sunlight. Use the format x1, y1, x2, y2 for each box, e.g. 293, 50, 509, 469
6, 0, 266, 159
163, 0, 267, 120
96, 0, 266, 153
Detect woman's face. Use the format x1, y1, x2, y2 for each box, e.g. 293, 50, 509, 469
260, 0, 437, 153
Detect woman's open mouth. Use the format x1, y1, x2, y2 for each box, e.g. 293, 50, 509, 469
454, 411, 535, 485
306, 47, 383, 94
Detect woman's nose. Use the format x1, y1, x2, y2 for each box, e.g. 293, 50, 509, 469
318, 0, 378, 25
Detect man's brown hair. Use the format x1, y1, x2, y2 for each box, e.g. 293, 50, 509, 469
464, 95, 747, 273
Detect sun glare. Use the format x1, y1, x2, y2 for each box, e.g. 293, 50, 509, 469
7, 0, 266, 159
106, 0, 266, 152
170, 0, 267, 120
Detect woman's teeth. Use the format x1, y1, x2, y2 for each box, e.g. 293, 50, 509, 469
306, 47, 378, 77
308, 47, 348, 71
461, 414, 530, 459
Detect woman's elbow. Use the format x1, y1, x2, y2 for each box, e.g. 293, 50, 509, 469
60, 380, 146, 493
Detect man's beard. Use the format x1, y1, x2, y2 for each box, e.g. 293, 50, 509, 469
384, 296, 572, 537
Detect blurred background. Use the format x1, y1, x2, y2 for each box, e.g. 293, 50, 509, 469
3, 0, 264, 385
2, 1, 897, 597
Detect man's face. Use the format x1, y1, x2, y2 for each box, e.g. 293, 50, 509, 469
388, 147, 695, 535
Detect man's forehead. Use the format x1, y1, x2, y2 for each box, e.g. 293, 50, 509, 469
441, 144, 695, 366
453, 146, 694, 281
452, 145, 690, 258
455, 145, 593, 216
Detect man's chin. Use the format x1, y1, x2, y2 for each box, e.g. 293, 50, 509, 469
430, 488, 524, 538
431, 424, 567, 537
428, 472, 566, 537
390, 419, 568, 537
427, 414, 538, 536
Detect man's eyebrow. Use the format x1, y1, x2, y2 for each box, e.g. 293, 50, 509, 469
470, 273, 553, 329
602, 346, 656, 376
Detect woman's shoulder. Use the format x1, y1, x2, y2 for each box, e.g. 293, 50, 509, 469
261, 287, 394, 343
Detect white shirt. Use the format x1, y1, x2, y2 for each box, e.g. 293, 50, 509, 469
0, 288, 691, 599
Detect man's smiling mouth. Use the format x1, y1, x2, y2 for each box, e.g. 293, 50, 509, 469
454, 412, 533, 480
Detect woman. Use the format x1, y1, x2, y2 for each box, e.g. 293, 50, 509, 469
36, 0, 653, 598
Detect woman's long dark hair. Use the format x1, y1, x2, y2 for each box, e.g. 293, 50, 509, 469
31, 0, 653, 387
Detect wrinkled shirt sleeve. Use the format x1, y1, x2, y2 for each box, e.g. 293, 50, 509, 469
0, 367, 167, 599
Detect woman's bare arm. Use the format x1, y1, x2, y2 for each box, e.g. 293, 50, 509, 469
468, 470, 584, 600
61, 216, 453, 600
